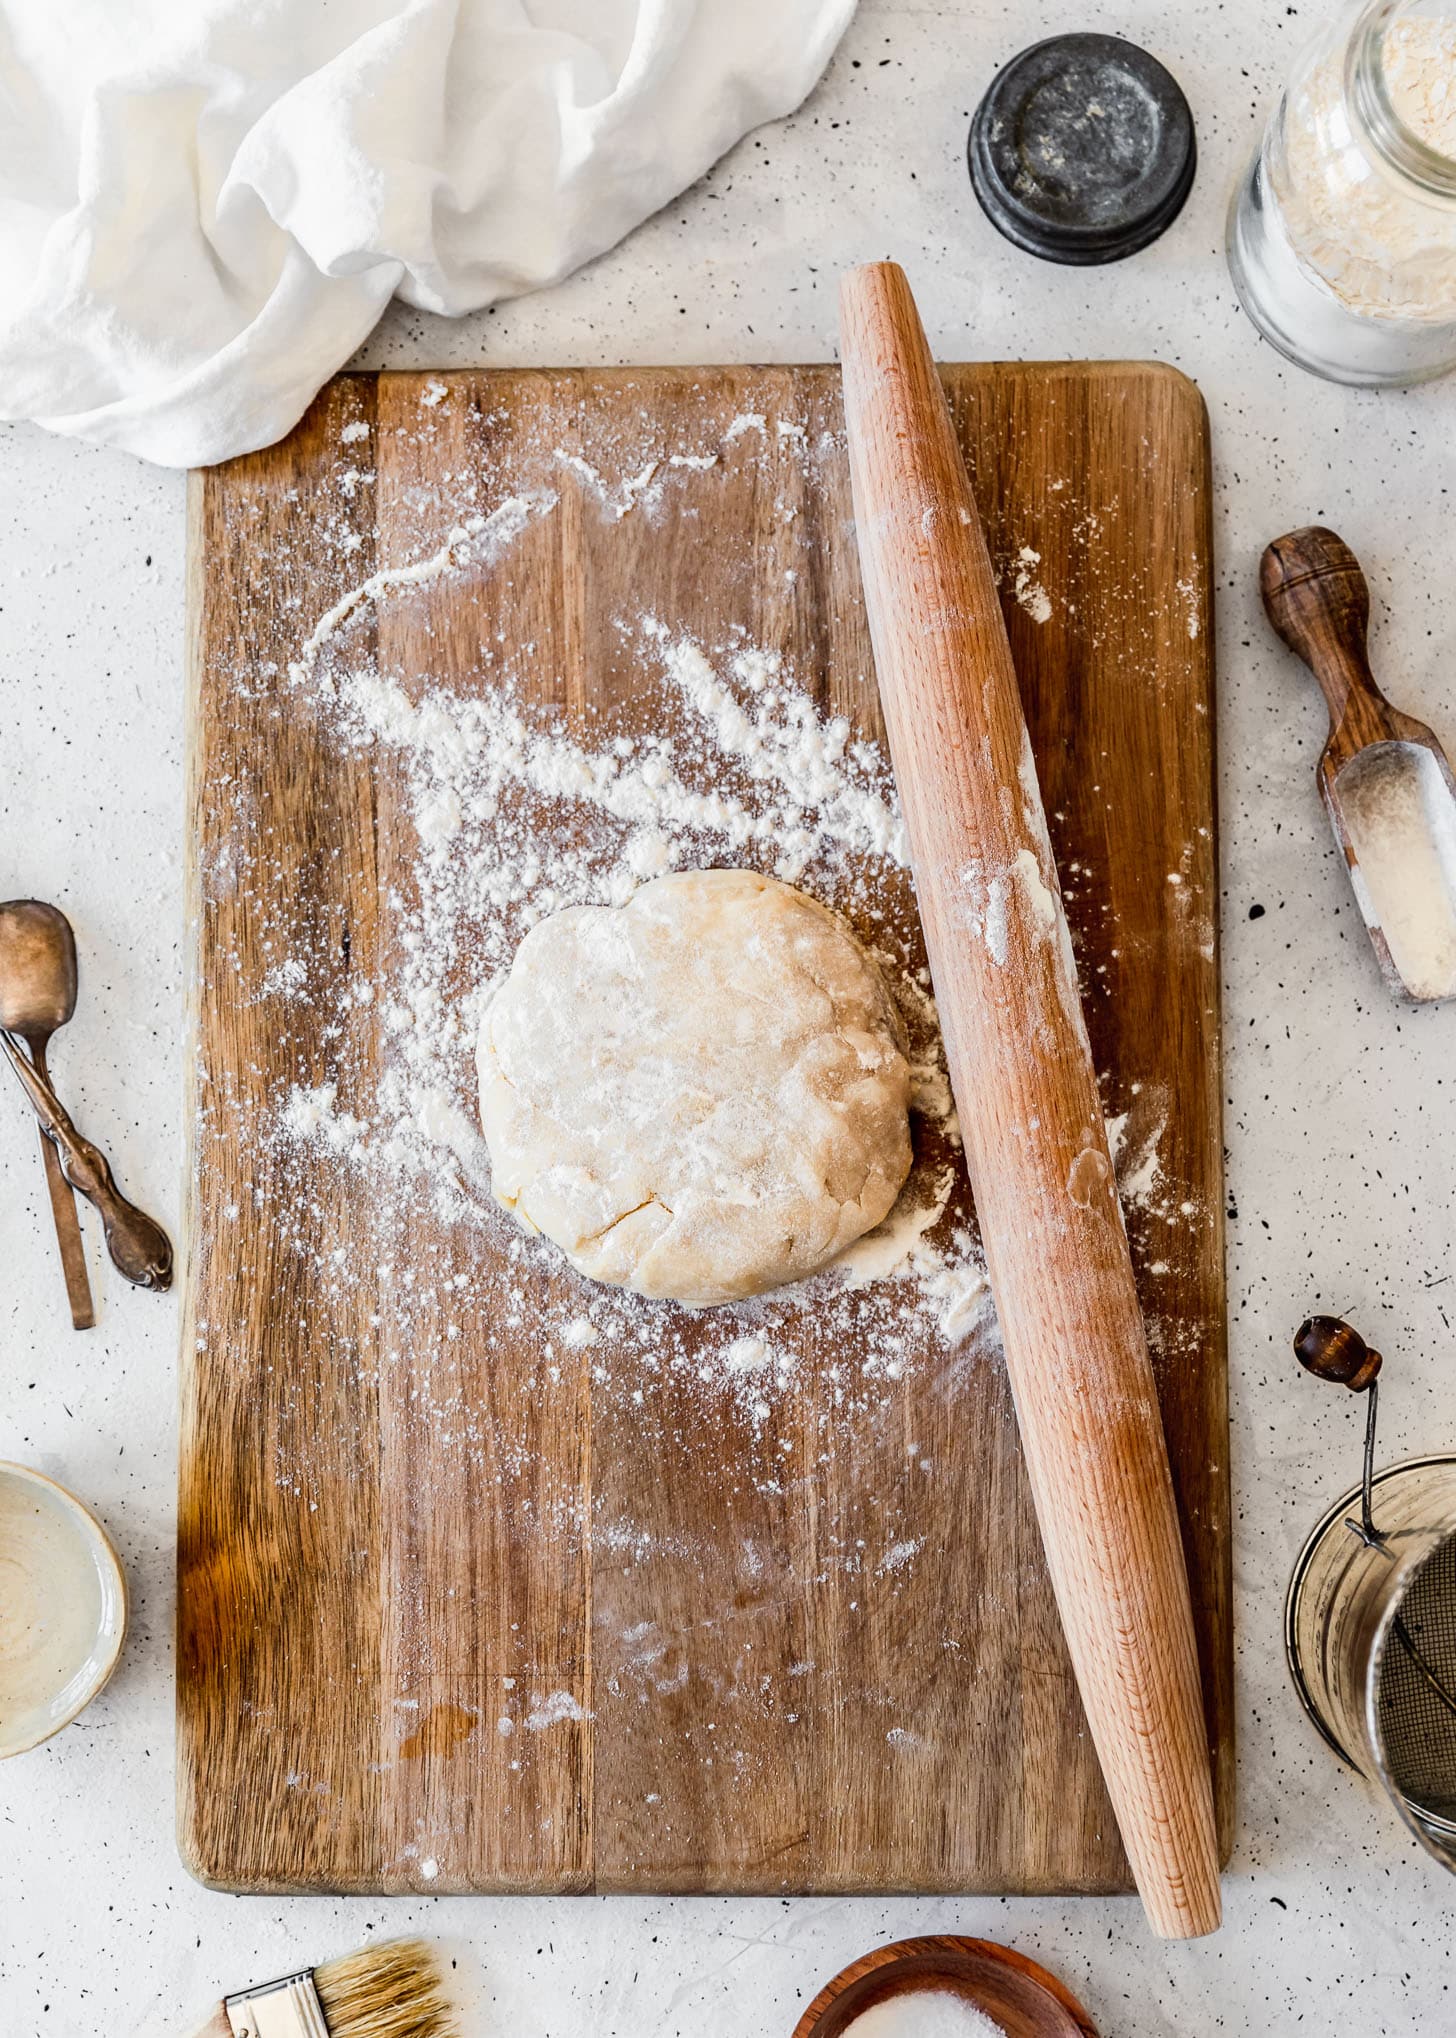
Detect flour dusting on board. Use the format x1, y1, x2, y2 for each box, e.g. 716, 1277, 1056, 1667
208, 404, 1017, 1474
273, 587, 992, 1412
184, 373, 1224, 1884
202, 392, 1193, 1513
1011, 544, 1053, 624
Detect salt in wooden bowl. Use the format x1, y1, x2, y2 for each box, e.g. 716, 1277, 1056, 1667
792, 1935, 1099, 2038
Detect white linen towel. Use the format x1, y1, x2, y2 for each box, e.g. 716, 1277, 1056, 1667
0, 0, 854, 467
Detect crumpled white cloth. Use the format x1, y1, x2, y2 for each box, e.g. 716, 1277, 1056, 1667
0, 0, 853, 467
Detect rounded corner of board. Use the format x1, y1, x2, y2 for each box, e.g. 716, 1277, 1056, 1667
174, 1808, 241, 1895
1138, 359, 1211, 426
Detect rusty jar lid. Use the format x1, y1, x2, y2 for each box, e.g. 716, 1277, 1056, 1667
968, 33, 1196, 264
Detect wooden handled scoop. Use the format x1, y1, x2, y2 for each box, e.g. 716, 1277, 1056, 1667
839, 261, 1221, 1939
1261, 526, 1456, 1003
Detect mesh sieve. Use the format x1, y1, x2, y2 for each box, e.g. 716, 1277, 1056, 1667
1378, 1529, 1456, 1839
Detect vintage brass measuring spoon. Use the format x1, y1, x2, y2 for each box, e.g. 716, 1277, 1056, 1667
0, 900, 172, 1296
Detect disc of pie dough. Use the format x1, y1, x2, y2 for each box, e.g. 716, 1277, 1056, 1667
476, 867, 913, 1305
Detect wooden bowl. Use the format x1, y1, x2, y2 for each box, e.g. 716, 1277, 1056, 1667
792, 1935, 1099, 2038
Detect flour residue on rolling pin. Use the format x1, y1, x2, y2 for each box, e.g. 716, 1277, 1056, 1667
957, 805, 1090, 1060
958, 861, 1010, 967
1067, 1143, 1115, 1210
1011, 846, 1056, 929
1336, 741, 1456, 1000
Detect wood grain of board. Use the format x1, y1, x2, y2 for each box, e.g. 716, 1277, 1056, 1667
179, 362, 1231, 1895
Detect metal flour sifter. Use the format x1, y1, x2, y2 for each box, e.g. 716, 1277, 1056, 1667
1286, 1315, 1456, 1867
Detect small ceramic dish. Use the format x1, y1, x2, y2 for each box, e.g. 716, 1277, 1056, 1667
0, 1461, 127, 1758
792, 1935, 1099, 2038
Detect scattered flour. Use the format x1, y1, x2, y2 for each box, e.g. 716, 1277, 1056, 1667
195, 399, 1215, 1782
1012, 845, 1058, 932
259, 955, 309, 998
523, 1690, 590, 1731
235, 454, 996, 1464
1175, 571, 1202, 641
553, 449, 662, 519
1120, 1133, 1163, 1212
960, 862, 1009, 970
835, 1168, 958, 1287
287, 493, 557, 688
282, 1082, 368, 1160
1011, 544, 1053, 624
844, 1993, 1006, 2038
876, 1537, 925, 1577
1103, 1096, 1171, 1220
215, 410, 1204, 1639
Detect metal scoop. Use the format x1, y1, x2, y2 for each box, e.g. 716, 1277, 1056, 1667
1262, 527, 1456, 1003
0, 899, 172, 1296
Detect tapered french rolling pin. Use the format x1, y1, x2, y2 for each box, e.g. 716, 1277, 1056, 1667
839, 262, 1220, 1939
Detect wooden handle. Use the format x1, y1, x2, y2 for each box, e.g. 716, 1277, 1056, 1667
0, 1032, 173, 1289
1294, 1314, 1382, 1392
181, 2007, 231, 2038
839, 261, 1221, 1939
1260, 527, 1403, 765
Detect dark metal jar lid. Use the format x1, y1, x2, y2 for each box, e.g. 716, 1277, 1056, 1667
968, 34, 1196, 265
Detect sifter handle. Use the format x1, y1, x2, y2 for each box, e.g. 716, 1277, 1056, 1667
1294, 1315, 1383, 1393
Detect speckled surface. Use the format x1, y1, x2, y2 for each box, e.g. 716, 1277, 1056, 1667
2, 2, 1455, 2032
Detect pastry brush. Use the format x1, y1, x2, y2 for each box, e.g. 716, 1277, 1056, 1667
184, 1937, 455, 2038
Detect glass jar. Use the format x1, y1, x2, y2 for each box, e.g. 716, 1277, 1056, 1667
1228, 0, 1456, 385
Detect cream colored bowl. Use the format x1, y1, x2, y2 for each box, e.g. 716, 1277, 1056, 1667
0, 1462, 127, 1758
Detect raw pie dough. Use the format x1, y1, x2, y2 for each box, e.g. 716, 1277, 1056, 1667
477, 868, 913, 1305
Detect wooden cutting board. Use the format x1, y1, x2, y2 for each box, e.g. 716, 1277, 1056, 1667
180, 362, 1231, 1895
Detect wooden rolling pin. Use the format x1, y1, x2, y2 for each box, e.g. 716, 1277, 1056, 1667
839, 261, 1221, 1940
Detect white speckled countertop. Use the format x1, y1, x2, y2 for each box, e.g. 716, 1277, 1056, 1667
3, 2, 1455, 2032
